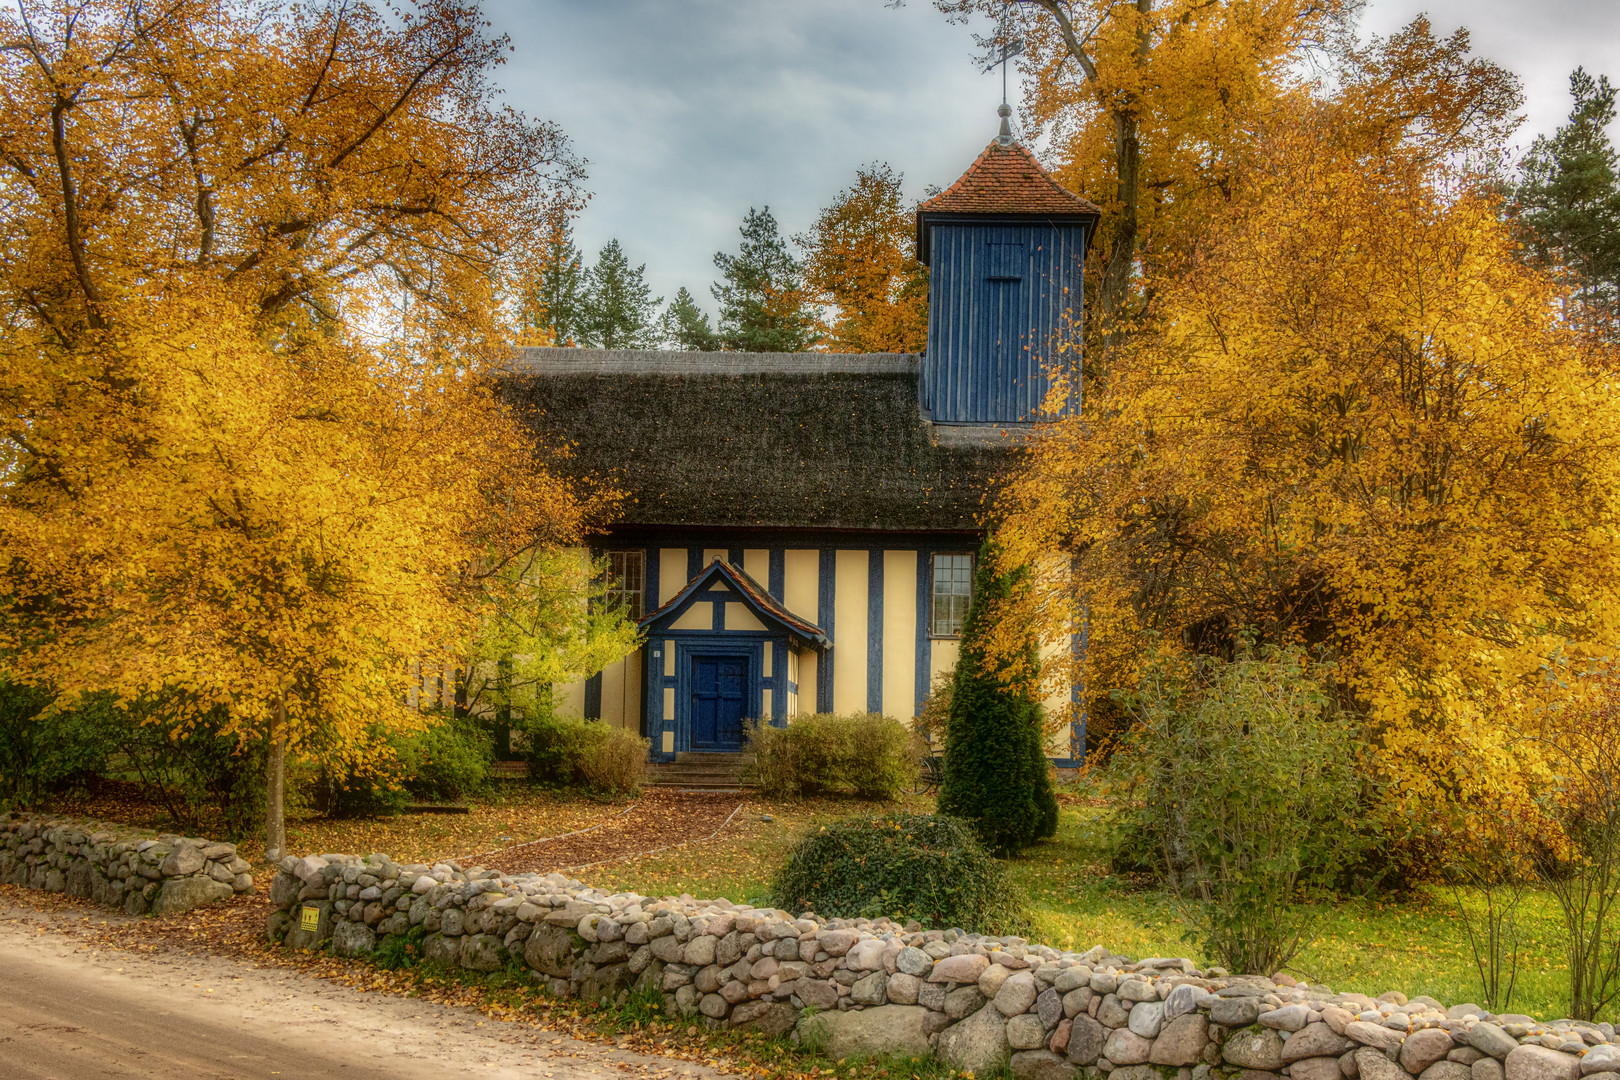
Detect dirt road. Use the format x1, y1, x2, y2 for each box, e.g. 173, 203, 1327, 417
0, 899, 731, 1080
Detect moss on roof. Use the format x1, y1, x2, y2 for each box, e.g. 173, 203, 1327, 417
502, 348, 1019, 532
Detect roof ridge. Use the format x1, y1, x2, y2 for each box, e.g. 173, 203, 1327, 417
918, 138, 1101, 219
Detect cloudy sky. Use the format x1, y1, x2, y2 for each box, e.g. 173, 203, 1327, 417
485, 0, 1620, 313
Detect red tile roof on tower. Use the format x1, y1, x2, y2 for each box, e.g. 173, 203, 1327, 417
919, 139, 1101, 218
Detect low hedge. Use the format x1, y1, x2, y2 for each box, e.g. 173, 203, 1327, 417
520, 714, 647, 795
747, 712, 911, 800
769, 811, 1030, 934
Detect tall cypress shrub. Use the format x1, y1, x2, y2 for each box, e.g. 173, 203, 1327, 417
937, 540, 1059, 854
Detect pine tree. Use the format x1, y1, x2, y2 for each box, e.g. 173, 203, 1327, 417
661, 287, 720, 351
525, 228, 587, 346
579, 239, 661, 348
937, 540, 1059, 855
711, 206, 819, 352
1516, 68, 1620, 333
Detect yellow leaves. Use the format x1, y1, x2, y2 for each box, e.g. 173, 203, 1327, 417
1000, 101, 1620, 848
800, 163, 928, 354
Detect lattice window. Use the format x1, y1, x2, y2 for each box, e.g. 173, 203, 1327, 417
930, 552, 974, 637
605, 550, 645, 620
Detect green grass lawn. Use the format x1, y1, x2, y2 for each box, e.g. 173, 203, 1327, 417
594, 796, 1578, 1022
1003, 802, 1574, 1019
40, 778, 1581, 1021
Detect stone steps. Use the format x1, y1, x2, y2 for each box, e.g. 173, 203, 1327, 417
645, 752, 750, 790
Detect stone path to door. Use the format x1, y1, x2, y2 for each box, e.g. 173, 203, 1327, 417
467, 790, 746, 877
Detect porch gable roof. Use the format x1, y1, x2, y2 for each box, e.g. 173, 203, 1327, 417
639, 559, 831, 650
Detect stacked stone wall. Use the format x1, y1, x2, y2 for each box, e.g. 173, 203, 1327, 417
267, 851, 1616, 1080
0, 813, 255, 915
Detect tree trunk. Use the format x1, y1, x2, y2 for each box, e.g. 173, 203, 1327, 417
1095, 112, 1142, 373
264, 697, 287, 862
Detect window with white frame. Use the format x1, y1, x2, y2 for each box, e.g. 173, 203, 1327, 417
605, 550, 645, 620
930, 552, 974, 637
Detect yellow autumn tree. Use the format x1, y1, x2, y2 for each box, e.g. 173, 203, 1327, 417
0, 0, 605, 856
998, 92, 1620, 857
800, 163, 930, 353
937, 3, 1520, 365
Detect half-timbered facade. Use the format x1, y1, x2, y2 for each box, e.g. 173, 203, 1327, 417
503, 122, 1100, 765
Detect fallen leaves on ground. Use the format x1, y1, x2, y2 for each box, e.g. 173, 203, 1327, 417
475, 790, 745, 876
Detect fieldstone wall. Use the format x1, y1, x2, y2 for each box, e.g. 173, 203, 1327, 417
0, 813, 255, 915
268, 852, 1616, 1080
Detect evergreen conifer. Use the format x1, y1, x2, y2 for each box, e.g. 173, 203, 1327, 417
711, 206, 819, 352
660, 286, 720, 350
579, 239, 661, 349
1516, 68, 1620, 333
937, 540, 1059, 854
524, 228, 586, 346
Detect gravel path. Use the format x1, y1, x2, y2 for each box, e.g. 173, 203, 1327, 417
0, 897, 736, 1080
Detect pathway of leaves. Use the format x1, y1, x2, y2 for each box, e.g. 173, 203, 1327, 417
469, 790, 746, 877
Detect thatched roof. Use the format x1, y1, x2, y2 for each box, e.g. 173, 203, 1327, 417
501, 348, 1021, 533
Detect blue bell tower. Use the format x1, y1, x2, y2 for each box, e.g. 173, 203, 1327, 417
916, 107, 1100, 429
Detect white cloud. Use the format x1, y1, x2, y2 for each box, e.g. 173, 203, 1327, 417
488, 0, 1620, 312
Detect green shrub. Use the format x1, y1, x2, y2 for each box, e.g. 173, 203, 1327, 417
0, 681, 266, 838
519, 713, 645, 795
577, 725, 648, 794
1108, 644, 1370, 976
747, 712, 910, 800
312, 712, 493, 818
770, 812, 1029, 934
402, 713, 492, 802
937, 540, 1058, 854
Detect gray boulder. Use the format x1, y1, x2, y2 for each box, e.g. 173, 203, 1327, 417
1402, 1029, 1456, 1074
524, 925, 575, 977
1227, 1028, 1288, 1071
1285, 1022, 1356, 1063
1358, 1048, 1414, 1080
283, 900, 332, 949
1066, 1015, 1106, 1065
1505, 1046, 1580, 1080
1008, 1014, 1049, 1050
1470, 1025, 1521, 1062
331, 920, 376, 957
421, 932, 461, 966
1151, 1013, 1208, 1066
731, 1001, 798, 1037
800, 1005, 932, 1060
460, 934, 506, 972
151, 875, 232, 916
938, 1003, 1012, 1074
1011, 1050, 1076, 1080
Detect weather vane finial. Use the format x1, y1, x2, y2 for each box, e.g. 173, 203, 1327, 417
988, 11, 1023, 146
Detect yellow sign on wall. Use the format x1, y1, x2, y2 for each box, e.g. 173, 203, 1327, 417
299, 905, 320, 932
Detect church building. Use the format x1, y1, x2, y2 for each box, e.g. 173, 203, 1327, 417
503, 113, 1099, 769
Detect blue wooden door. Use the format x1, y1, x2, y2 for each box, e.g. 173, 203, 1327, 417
691, 656, 747, 750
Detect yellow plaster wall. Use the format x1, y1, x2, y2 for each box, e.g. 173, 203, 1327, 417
659, 548, 687, 605
783, 550, 819, 621
557, 676, 586, 719
743, 549, 769, 584
929, 638, 960, 699
703, 547, 727, 567
599, 648, 643, 730
671, 601, 712, 631
882, 550, 919, 719
798, 651, 817, 714
833, 550, 869, 714
725, 602, 766, 631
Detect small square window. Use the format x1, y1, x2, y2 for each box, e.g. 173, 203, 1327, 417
605, 550, 644, 620
930, 553, 974, 637
986, 240, 1024, 281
